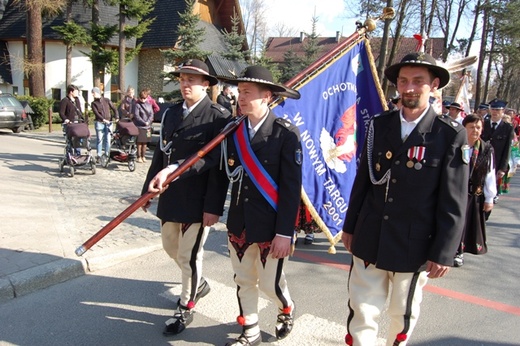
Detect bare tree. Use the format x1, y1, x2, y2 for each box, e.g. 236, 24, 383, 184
240, 0, 268, 63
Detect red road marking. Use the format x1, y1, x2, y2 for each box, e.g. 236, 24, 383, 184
293, 250, 520, 316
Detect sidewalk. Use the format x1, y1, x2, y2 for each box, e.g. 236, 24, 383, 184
0, 130, 227, 303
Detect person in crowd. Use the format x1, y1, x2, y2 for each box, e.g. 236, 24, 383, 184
440, 100, 451, 118
341, 52, 469, 346
217, 84, 233, 114
481, 99, 515, 203
120, 86, 136, 121
91, 87, 118, 161
447, 101, 464, 124
294, 200, 320, 245
132, 89, 154, 163
220, 65, 302, 346
477, 103, 490, 121
141, 59, 231, 336
59, 84, 84, 124
143, 87, 160, 114
454, 113, 496, 267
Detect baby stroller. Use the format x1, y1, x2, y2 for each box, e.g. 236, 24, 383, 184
58, 122, 96, 177
100, 119, 138, 172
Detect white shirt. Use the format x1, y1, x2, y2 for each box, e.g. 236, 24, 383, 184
399, 106, 429, 141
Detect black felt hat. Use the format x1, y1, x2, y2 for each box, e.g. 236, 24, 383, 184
447, 102, 463, 111
171, 59, 219, 86
384, 52, 451, 89
227, 65, 300, 99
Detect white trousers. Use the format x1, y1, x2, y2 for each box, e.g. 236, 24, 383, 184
161, 221, 209, 307
228, 235, 292, 326
347, 256, 428, 346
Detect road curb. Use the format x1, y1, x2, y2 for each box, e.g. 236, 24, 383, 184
0, 244, 162, 304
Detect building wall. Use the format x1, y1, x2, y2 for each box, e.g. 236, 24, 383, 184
7, 40, 139, 104
138, 49, 166, 95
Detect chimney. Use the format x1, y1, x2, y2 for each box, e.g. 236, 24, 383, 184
336, 31, 340, 43
300, 32, 304, 43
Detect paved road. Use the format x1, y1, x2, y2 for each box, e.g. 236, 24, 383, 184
1, 129, 519, 345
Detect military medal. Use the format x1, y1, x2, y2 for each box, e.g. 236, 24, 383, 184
406, 147, 415, 168
414, 162, 423, 170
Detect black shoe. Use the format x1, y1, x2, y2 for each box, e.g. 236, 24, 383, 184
304, 233, 314, 245
493, 196, 499, 204
275, 304, 295, 340
176, 277, 211, 307
163, 306, 193, 336
225, 332, 261, 346
454, 254, 464, 267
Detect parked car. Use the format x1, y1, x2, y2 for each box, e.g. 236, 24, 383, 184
0, 93, 28, 133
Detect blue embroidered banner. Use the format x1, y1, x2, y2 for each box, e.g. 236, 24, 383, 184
272, 40, 385, 249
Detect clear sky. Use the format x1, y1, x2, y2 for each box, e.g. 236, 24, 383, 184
262, 0, 353, 38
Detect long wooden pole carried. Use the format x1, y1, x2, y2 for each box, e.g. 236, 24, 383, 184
75, 114, 246, 256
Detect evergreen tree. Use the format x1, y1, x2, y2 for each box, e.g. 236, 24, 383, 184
280, 47, 302, 83
52, 1, 91, 87
301, 13, 321, 68
221, 8, 248, 61
109, 0, 155, 96
255, 49, 281, 83
163, 0, 210, 67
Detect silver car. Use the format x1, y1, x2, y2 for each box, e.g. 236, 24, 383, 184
0, 93, 28, 133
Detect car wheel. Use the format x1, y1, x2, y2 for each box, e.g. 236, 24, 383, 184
12, 126, 23, 133
128, 160, 136, 172
69, 165, 75, 177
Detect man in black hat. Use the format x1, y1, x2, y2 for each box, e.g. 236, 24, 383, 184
481, 99, 514, 203
477, 103, 490, 121
440, 100, 451, 118
142, 58, 231, 336
447, 101, 464, 124
341, 52, 469, 346
220, 65, 301, 345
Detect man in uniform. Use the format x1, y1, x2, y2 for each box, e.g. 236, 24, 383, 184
477, 103, 490, 121
221, 66, 302, 346
142, 59, 231, 336
342, 52, 469, 346
440, 100, 451, 118
481, 99, 514, 203
447, 101, 464, 124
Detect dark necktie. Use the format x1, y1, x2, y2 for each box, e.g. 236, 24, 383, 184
491, 122, 497, 132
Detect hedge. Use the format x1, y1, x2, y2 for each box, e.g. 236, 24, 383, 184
16, 96, 55, 129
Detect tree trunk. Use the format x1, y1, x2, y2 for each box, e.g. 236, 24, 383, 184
118, 3, 126, 101
65, 1, 73, 87
383, 0, 408, 94
27, 2, 45, 97
474, 1, 488, 109
376, 0, 393, 82
92, 0, 101, 89
484, 24, 496, 100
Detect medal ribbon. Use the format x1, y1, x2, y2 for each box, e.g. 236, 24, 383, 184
415, 146, 425, 162
233, 121, 279, 211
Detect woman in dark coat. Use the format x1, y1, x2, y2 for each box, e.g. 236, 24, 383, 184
455, 113, 497, 267
132, 90, 154, 162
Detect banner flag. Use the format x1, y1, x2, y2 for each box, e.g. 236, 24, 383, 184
455, 73, 472, 115
272, 39, 386, 252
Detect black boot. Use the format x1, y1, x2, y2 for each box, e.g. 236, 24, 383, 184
176, 277, 211, 307
163, 305, 193, 336
225, 323, 261, 346
275, 303, 295, 340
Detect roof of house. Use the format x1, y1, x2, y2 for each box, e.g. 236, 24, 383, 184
139, 0, 245, 50
0, 0, 135, 47
265, 34, 445, 67
206, 54, 248, 79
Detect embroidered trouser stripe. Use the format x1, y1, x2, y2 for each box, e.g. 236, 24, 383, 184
228, 234, 292, 326
161, 221, 209, 307
347, 256, 428, 346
